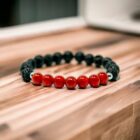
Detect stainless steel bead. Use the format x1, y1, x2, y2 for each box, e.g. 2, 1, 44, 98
107, 72, 113, 80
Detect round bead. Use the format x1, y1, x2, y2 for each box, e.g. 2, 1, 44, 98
53, 52, 62, 65
32, 73, 43, 85
21, 67, 33, 82
98, 72, 108, 85
85, 54, 94, 66
75, 51, 85, 64
102, 57, 112, 67
89, 74, 100, 88
27, 59, 36, 69
66, 76, 77, 89
107, 73, 113, 81
44, 54, 53, 66
63, 51, 74, 63
34, 55, 44, 68
105, 61, 120, 73
20, 62, 33, 72
107, 66, 119, 81
95, 55, 103, 68
77, 75, 89, 89
42, 74, 54, 87
54, 76, 65, 88
111, 63, 120, 73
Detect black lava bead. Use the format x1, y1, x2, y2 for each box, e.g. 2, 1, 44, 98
27, 59, 36, 69
20, 62, 33, 71
111, 63, 120, 73
105, 61, 120, 73
53, 52, 63, 65
85, 54, 94, 66
107, 66, 119, 81
21, 67, 33, 82
75, 51, 85, 64
34, 55, 44, 68
95, 55, 103, 67
63, 51, 74, 63
102, 57, 112, 67
44, 54, 53, 66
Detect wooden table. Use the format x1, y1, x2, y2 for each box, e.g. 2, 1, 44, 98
0, 27, 140, 140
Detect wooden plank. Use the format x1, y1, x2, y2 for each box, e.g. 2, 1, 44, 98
0, 27, 140, 140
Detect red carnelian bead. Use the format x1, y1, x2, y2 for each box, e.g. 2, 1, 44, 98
54, 76, 65, 88
89, 74, 100, 88
98, 72, 108, 85
66, 76, 77, 89
42, 74, 54, 87
77, 75, 89, 89
32, 73, 43, 86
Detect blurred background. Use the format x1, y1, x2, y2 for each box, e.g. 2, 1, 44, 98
0, 0, 139, 34
0, 0, 78, 27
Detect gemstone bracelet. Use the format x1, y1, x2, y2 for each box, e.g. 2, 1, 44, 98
20, 51, 120, 89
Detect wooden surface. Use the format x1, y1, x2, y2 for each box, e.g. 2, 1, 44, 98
0, 27, 140, 140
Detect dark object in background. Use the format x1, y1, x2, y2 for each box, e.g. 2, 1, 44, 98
132, 10, 140, 21
0, 0, 16, 27
0, 0, 78, 27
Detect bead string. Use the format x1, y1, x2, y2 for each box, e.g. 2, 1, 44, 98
20, 51, 120, 89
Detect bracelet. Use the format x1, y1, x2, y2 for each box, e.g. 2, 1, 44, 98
20, 51, 120, 89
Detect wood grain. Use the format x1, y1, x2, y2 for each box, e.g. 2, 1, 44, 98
0, 27, 140, 140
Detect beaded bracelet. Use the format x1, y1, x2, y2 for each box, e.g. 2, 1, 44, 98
20, 51, 120, 89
